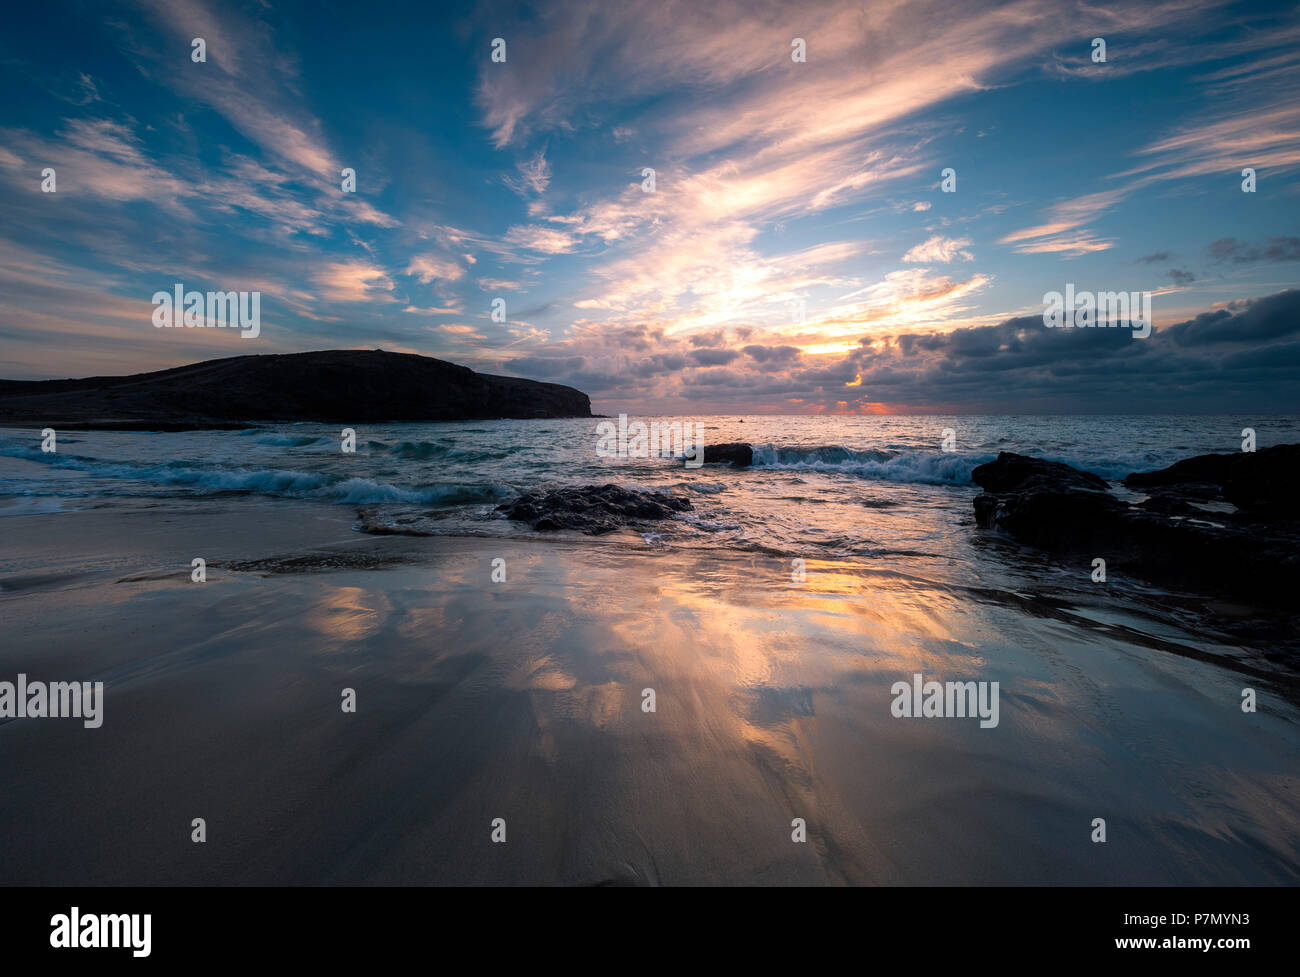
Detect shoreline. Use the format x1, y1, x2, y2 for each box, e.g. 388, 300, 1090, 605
2, 498, 1297, 883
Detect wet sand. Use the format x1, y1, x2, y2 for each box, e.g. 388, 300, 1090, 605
1, 498, 1297, 883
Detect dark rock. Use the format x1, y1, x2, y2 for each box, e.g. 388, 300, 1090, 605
1140, 481, 1225, 503
974, 485, 1128, 551
972, 450, 1300, 606
702, 442, 753, 467
0, 350, 592, 429
972, 453, 1117, 549
972, 452, 1110, 493
1135, 493, 1201, 516
496, 483, 692, 535
1124, 444, 1300, 516
1123, 452, 1237, 489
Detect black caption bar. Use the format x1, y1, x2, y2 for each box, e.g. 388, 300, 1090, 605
0, 884, 1289, 965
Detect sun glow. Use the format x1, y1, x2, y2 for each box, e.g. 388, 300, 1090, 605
799, 341, 861, 355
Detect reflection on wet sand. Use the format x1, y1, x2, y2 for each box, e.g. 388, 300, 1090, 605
2, 508, 1297, 883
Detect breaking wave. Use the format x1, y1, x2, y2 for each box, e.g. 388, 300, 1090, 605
0, 445, 510, 506
749, 445, 992, 484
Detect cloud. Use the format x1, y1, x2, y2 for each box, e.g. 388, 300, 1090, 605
504, 147, 552, 196
0, 240, 298, 378
476, 277, 527, 292
743, 344, 802, 363
312, 261, 396, 303
1165, 289, 1300, 346
4, 0, 1296, 414
404, 304, 464, 316
406, 254, 466, 283
504, 355, 586, 377
1003, 231, 1115, 257
429, 323, 485, 340
503, 224, 579, 254
690, 348, 741, 366
0, 117, 189, 206
903, 235, 973, 263
56, 73, 103, 106
998, 189, 1127, 252
1207, 236, 1300, 264
1005, 26, 1300, 259
469, 0, 1224, 345
128, 0, 403, 207
502, 288, 1300, 416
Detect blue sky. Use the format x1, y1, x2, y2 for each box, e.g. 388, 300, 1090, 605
1, 0, 1298, 413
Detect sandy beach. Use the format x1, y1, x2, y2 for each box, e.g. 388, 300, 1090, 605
2, 493, 1296, 884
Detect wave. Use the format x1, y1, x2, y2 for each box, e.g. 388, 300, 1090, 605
255, 434, 329, 447
0, 445, 511, 506
373, 439, 453, 460
323, 478, 510, 505
749, 444, 993, 485
668, 480, 728, 494
367, 439, 524, 463
744, 443, 1183, 485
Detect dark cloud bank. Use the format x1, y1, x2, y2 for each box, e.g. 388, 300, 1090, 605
497, 288, 1300, 413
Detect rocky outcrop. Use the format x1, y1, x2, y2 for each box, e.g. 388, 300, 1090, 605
1122, 444, 1300, 517
701, 443, 754, 467
972, 450, 1300, 605
496, 484, 692, 534
0, 350, 592, 429
971, 453, 1110, 494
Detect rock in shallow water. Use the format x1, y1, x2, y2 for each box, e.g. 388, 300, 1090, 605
971, 450, 1300, 606
971, 453, 1110, 494
1122, 443, 1300, 516
701, 443, 753, 467
496, 483, 692, 535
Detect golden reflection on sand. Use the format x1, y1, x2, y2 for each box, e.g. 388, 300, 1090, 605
302, 586, 389, 646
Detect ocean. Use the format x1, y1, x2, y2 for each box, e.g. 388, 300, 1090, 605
5, 413, 1296, 543
5, 414, 1297, 648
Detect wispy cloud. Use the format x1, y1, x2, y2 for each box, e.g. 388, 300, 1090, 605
406, 254, 466, 283
312, 261, 396, 303
904, 235, 973, 263
503, 147, 552, 196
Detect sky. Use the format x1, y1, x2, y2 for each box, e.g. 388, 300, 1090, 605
0, 0, 1298, 414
